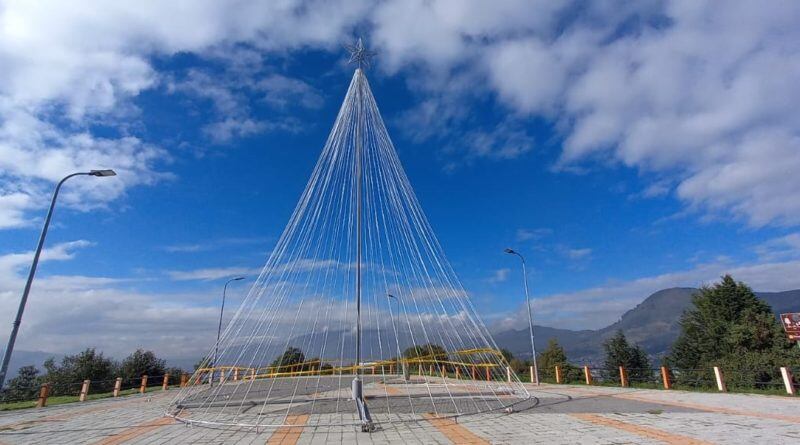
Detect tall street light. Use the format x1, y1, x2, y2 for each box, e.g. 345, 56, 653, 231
504, 248, 539, 385
211, 276, 245, 386
0, 170, 117, 391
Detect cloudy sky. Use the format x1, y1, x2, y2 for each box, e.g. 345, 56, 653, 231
1, 0, 799, 361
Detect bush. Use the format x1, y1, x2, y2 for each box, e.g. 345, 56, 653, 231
603, 331, 651, 383
120, 349, 166, 381
43, 348, 117, 395
2, 365, 41, 401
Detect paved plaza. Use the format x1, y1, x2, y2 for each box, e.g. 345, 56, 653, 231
0, 383, 798, 444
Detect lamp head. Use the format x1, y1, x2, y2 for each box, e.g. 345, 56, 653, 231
504, 248, 516, 254
233, 276, 245, 281
89, 169, 117, 177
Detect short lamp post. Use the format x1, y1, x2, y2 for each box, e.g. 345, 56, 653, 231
504, 248, 539, 385
0, 170, 117, 391
386, 294, 406, 379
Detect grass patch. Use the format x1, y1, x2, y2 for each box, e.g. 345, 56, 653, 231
0, 386, 183, 412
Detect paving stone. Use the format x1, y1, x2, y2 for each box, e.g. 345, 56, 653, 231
1, 383, 799, 443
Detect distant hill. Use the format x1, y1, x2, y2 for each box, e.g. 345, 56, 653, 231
493, 287, 800, 364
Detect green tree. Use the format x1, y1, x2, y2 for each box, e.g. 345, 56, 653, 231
669, 275, 800, 389
270, 347, 305, 370
120, 349, 166, 381
3, 365, 41, 401
403, 343, 447, 374
193, 355, 212, 371
603, 330, 651, 383
537, 338, 580, 382
508, 357, 529, 375
403, 343, 447, 359
164, 367, 185, 380
43, 348, 117, 395
499, 348, 514, 364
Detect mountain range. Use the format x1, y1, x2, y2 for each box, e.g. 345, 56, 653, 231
493, 287, 800, 364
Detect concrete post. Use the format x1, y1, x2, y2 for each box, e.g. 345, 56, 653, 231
531, 366, 535, 384
113, 377, 122, 397
485, 367, 491, 381
140, 375, 148, 394
780, 367, 796, 395
619, 366, 628, 388
250, 368, 256, 381
661, 366, 672, 390
36, 383, 50, 408
429, 365, 433, 376
507, 366, 512, 383
233, 368, 239, 381
472, 366, 477, 380
555, 365, 562, 384
713, 366, 727, 392
162, 373, 170, 391
180, 374, 188, 388
455, 367, 460, 379
79, 379, 90, 402
583, 366, 592, 385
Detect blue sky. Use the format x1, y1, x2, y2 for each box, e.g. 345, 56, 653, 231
1, 1, 799, 360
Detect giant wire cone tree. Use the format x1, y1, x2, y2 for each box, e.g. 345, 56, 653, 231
168, 61, 531, 430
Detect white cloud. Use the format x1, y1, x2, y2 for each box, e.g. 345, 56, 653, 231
162, 237, 271, 253
4, 0, 795, 229
754, 232, 800, 262
0, 0, 371, 229
486, 268, 510, 284
443, 120, 536, 171
515, 228, 552, 242
0, 240, 92, 278
167, 266, 261, 282
557, 246, 592, 261
369, 0, 800, 227
202, 118, 267, 144
163, 244, 205, 253
166, 67, 311, 145
0, 241, 238, 359
258, 74, 323, 110
486, 38, 566, 115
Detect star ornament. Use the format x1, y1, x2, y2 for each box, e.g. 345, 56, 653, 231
345, 38, 377, 69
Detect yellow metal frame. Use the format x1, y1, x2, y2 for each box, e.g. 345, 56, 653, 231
193, 348, 505, 381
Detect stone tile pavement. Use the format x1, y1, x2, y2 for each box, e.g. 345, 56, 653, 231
0, 383, 798, 444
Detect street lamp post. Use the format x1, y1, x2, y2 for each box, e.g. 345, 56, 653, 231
386, 294, 407, 380
0, 170, 117, 391
210, 276, 245, 386
504, 248, 539, 385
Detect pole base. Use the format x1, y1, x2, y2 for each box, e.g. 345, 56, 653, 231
352, 377, 374, 432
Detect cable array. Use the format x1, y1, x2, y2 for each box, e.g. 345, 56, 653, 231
167, 69, 530, 429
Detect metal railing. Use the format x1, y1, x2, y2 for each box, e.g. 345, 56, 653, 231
0, 373, 188, 408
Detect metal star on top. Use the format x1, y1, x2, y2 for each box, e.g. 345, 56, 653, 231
345, 38, 376, 69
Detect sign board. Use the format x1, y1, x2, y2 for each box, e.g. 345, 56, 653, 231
780, 312, 800, 341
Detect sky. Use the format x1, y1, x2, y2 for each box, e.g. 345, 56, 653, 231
1, 0, 800, 362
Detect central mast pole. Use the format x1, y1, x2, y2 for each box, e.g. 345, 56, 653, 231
347, 42, 375, 430
355, 68, 363, 380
